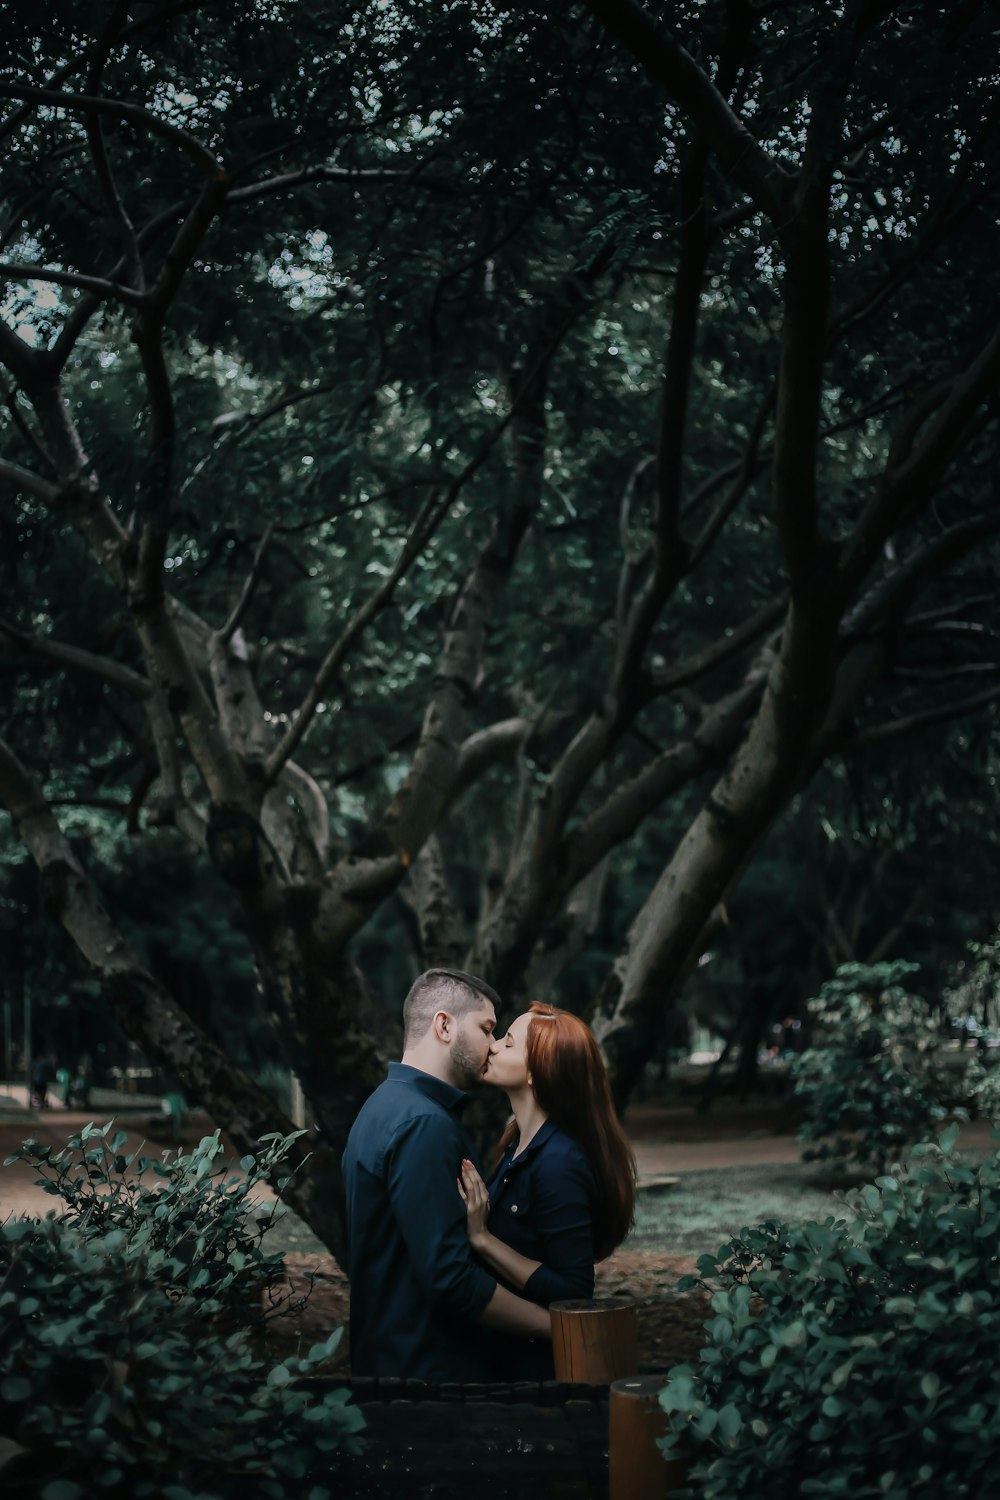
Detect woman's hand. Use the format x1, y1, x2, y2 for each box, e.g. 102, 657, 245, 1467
457, 1158, 490, 1247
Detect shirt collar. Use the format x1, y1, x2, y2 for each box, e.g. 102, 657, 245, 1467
387, 1061, 470, 1114
507, 1116, 558, 1165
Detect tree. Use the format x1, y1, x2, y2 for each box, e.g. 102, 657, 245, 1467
2, 1, 998, 1260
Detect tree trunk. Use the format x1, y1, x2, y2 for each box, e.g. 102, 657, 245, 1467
590, 605, 835, 1104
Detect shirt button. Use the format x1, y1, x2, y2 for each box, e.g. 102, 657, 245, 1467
510, 1204, 518, 1213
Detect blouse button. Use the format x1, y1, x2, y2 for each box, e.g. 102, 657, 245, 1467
510, 1204, 518, 1213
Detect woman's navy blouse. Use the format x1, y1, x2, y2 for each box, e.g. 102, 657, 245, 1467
486, 1118, 597, 1307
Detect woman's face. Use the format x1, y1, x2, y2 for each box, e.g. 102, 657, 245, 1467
483, 1012, 532, 1092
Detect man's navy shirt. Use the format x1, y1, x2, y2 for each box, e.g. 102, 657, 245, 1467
342, 1063, 497, 1380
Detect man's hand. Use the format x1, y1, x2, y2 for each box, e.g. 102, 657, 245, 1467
457, 1157, 491, 1247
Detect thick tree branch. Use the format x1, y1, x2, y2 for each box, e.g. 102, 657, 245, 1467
655, 0, 751, 553
145, 171, 229, 318
0, 456, 60, 504
130, 176, 228, 603
226, 162, 452, 204
278, 759, 331, 868
0, 259, 145, 306
649, 593, 788, 695
47, 198, 190, 374
561, 666, 769, 893
0, 85, 222, 175
451, 717, 532, 800
655, 137, 713, 557
578, 0, 791, 224
221, 523, 274, 642
131, 324, 177, 604
847, 681, 1000, 749
264, 491, 443, 783
85, 1, 146, 293
401, 834, 465, 969
0, 617, 152, 697
838, 332, 1000, 596
141, 685, 207, 850
687, 385, 775, 568
590, 597, 838, 1101
0, 1, 212, 146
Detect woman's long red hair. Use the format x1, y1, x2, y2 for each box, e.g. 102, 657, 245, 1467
496, 1002, 637, 1260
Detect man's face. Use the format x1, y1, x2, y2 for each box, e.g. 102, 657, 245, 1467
449, 1002, 497, 1089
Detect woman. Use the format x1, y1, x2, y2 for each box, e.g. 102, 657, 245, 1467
457, 1001, 637, 1379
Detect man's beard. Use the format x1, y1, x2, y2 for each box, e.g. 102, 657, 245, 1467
451, 1033, 486, 1090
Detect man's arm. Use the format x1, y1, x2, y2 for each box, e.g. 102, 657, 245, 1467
477, 1283, 552, 1339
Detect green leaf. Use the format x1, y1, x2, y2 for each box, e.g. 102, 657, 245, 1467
41, 1484, 85, 1500
692, 1408, 718, 1439
779, 1320, 806, 1348
717, 1404, 742, 1439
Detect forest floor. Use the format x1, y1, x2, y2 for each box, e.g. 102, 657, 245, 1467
2, 1089, 993, 1377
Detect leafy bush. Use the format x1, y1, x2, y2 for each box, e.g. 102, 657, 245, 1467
791, 960, 959, 1173
963, 1047, 1000, 1119
0, 1123, 363, 1500
658, 1124, 1000, 1499
8, 1122, 293, 1307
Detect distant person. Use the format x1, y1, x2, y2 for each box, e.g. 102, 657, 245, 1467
458, 1002, 637, 1379
342, 968, 551, 1380
68, 1059, 91, 1109
30, 1053, 56, 1111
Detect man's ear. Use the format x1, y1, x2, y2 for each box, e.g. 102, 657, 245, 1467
432, 1010, 452, 1043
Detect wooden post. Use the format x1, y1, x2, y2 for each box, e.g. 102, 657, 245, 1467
549, 1296, 638, 1384
609, 1374, 688, 1500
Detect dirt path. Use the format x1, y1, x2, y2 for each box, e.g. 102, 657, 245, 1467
3, 1098, 993, 1221
0, 1096, 806, 1220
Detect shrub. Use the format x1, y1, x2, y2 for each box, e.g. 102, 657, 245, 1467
7, 1122, 293, 1308
658, 1124, 1000, 1500
0, 1123, 363, 1500
791, 960, 959, 1174
964, 1047, 1000, 1119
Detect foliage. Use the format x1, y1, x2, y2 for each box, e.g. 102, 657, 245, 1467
3, 0, 1000, 1254
5, 1121, 295, 1301
659, 1126, 1000, 1500
962, 1048, 1000, 1122
944, 929, 1000, 1037
791, 961, 959, 1174
0, 1125, 363, 1499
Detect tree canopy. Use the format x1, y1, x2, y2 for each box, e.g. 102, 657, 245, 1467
2, 0, 999, 1257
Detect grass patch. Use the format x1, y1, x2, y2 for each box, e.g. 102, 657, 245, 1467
628, 1162, 848, 1255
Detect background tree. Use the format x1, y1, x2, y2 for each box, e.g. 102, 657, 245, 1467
2, 0, 998, 1259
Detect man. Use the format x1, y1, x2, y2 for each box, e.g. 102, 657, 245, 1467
342, 967, 551, 1380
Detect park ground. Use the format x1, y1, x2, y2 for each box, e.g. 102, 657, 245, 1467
2, 1087, 993, 1374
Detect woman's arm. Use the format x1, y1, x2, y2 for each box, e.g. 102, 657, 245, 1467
519, 1150, 596, 1306
458, 1159, 542, 1291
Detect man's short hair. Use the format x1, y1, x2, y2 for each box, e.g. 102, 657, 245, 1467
402, 967, 501, 1046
